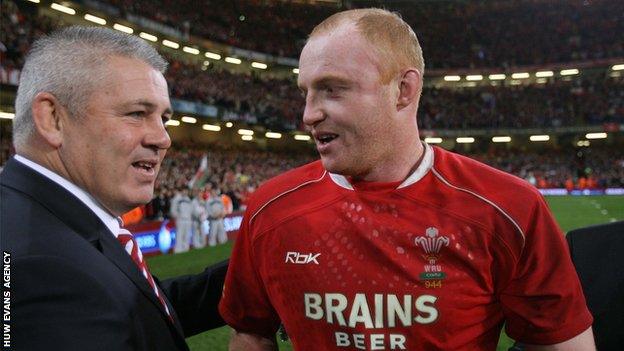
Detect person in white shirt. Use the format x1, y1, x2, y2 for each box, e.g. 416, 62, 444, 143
1, 25, 227, 351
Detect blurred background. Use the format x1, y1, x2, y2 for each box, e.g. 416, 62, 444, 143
1, 0, 622, 349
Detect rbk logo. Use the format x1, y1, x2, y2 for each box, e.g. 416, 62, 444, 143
285, 252, 321, 265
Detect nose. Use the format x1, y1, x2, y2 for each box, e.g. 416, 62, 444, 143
302, 95, 325, 127
145, 116, 172, 151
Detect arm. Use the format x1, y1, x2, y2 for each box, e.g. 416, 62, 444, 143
524, 327, 595, 351
229, 330, 278, 351
500, 195, 593, 346
159, 259, 229, 336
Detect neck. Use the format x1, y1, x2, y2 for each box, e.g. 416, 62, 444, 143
351, 138, 425, 183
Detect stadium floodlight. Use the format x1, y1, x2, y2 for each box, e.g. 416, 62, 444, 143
535, 71, 553, 78
84, 14, 106, 25
488, 74, 506, 80
0, 112, 15, 119
225, 122, 233, 128
585, 132, 607, 139
492, 136, 511, 143
27, 0, 40, 3
237, 129, 254, 136
162, 40, 180, 49
265, 132, 282, 139
530, 135, 550, 142
577, 140, 590, 147
139, 32, 157, 42
205, 52, 222, 60
225, 57, 242, 65
241, 135, 253, 141
292, 68, 300, 74
202, 124, 221, 131
251, 62, 268, 70
456, 137, 475, 144
51, 3, 76, 15
612, 64, 624, 71
165, 119, 180, 126
536, 78, 548, 84
294, 134, 311, 141
511, 72, 530, 79
424, 137, 443, 144
510, 80, 522, 85
443, 75, 461, 82
112, 23, 133, 34
560, 69, 579, 76
466, 75, 483, 81
183, 46, 200, 55
181, 116, 197, 124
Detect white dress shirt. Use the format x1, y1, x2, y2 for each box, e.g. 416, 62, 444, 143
14, 154, 121, 237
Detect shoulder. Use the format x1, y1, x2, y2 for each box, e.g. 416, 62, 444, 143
429, 147, 549, 244
245, 160, 327, 223
432, 147, 541, 198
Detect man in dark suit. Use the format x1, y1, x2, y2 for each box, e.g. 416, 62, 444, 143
567, 221, 624, 351
1, 26, 226, 350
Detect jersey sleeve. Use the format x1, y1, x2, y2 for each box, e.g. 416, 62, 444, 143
498, 195, 593, 345
218, 211, 281, 338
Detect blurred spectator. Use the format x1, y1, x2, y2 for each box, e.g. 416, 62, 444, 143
2, 0, 622, 131
104, 0, 624, 67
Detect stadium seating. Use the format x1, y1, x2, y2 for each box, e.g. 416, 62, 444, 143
2, 0, 622, 131
105, 0, 624, 67
1, 0, 622, 208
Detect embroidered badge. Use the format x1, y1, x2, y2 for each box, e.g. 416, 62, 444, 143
415, 227, 450, 288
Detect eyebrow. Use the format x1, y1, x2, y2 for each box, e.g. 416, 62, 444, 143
122, 99, 173, 115
298, 75, 352, 90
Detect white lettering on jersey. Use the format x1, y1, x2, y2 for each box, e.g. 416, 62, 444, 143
348, 294, 374, 328
303, 293, 439, 327
285, 252, 321, 264
304, 293, 323, 320
414, 295, 438, 324
335, 332, 407, 350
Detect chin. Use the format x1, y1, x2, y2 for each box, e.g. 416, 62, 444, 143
320, 157, 351, 175
126, 190, 154, 207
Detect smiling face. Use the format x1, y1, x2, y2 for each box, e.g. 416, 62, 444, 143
59, 56, 172, 215
298, 25, 402, 180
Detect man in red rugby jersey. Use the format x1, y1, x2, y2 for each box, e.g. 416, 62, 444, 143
219, 8, 594, 351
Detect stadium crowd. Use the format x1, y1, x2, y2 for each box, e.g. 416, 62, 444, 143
2, 0, 623, 132
145, 145, 314, 218
133, 143, 624, 220
1, 0, 623, 220
105, 0, 624, 67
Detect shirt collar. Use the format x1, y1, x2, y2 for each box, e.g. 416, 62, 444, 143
14, 154, 121, 237
329, 142, 434, 191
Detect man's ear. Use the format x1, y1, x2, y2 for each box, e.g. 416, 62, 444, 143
31, 92, 66, 148
396, 69, 422, 111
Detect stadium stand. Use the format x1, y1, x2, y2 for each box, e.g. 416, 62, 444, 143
1, 0, 622, 210
1, 1, 622, 131
104, 0, 624, 67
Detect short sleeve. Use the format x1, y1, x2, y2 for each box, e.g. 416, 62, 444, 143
218, 211, 281, 338
499, 195, 593, 344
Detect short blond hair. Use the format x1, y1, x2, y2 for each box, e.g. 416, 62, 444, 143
310, 8, 424, 84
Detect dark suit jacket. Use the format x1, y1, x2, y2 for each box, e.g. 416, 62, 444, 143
567, 221, 624, 351
1, 158, 227, 351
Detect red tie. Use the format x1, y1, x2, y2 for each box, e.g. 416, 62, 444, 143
117, 228, 172, 320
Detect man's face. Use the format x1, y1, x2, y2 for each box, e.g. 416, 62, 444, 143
59, 56, 172, 216
298, 25, 399, 179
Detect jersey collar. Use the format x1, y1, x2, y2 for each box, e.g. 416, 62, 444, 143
329, 142, 434, 191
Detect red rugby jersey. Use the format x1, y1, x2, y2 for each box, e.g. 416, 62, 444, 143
219, 144, 592, 350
